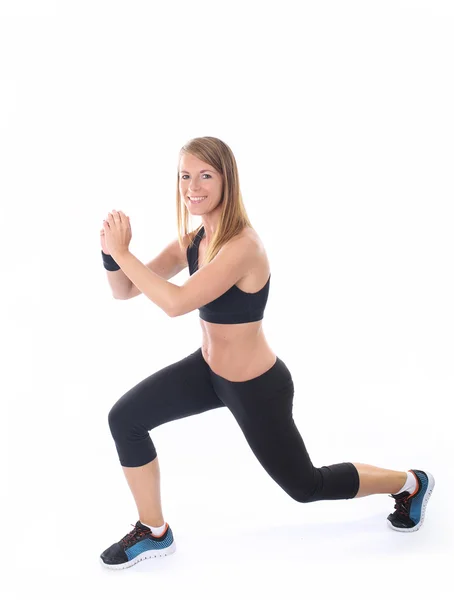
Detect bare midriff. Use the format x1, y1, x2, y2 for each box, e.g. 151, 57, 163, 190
191, 226, 277, 382
200, 319, 277, 382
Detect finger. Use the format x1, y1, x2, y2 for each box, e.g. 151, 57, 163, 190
111, 209, 121, 223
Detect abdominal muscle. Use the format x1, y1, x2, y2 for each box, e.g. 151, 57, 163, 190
194, 227, 276, 381
200, 319, 277, 382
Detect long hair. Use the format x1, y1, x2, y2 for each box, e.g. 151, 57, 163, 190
176, 136, 253, 267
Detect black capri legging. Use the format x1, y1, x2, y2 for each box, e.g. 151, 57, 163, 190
108, 348, 360, 502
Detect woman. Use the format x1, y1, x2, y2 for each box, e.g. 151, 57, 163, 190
99, 136, 434, 570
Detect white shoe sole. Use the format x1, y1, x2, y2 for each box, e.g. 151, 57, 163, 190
387, 472, 435, 533
100, 540, 177, 570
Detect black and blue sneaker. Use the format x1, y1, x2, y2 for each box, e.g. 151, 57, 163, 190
100, 521, 176, 569
387, 469, 435, 532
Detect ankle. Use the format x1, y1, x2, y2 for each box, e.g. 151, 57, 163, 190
393, 471, 417, 495
139, 517, 165, 528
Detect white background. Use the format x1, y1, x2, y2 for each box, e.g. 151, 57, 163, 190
1, 1, 453, 598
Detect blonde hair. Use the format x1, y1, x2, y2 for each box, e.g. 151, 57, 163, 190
176, 136, 253, 267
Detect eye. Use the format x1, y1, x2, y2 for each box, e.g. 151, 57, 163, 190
180, 174, 211, 179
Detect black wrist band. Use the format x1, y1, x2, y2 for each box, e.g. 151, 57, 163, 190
101, 250, 121, 271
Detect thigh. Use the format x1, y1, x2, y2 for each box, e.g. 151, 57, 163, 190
209, 356, 295, 432
110, 348, 225, 430
210, 357, 314, 487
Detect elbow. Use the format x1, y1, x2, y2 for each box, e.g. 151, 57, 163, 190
166, 304, 180, 318
168, 302, 195, 318
167, 289, 183, 318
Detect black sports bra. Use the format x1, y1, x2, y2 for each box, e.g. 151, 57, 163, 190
186, 227, 270, 324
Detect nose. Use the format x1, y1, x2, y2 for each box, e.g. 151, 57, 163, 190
187, 175, 203, 194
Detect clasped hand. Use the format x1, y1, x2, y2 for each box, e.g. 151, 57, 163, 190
100, 209, 132, 257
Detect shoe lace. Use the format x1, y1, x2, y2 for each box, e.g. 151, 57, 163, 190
120, 523, 149, 548
389, 493, 410, 518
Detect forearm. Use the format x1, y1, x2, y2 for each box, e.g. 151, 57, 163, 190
105, 268, 133, 299
111, 249, 179, 316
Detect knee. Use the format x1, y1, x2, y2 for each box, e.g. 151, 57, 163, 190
108, 398, 145, 442
284, 467, 322, 503
287, 487, 319, 504
107, 400, 125, 440
285, 464, 357, 503
107, 398, 157, 468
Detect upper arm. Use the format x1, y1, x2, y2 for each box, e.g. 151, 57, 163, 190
125, 236, 189, 299
172, 235, 258, 317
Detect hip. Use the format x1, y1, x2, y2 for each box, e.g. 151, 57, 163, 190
201, 341, 278, 382
201, 347, 294, 412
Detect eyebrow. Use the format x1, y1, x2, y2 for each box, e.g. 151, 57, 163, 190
179, 169, 215, 174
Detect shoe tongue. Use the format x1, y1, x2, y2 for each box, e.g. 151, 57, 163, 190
392, 491, 410, 500
137, 520, 150, 531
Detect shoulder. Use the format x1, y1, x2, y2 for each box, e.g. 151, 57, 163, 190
220, 226, 262, 257
215, 228, 267, 283
238, 226, 265, 255
228, 226, 260, 246
181, 226, 262, 264
182, 225, 258, 249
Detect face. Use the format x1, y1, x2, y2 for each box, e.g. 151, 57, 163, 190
179, 153, 223, 214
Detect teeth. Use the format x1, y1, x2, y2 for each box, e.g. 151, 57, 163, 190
190, 196, 206, 200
